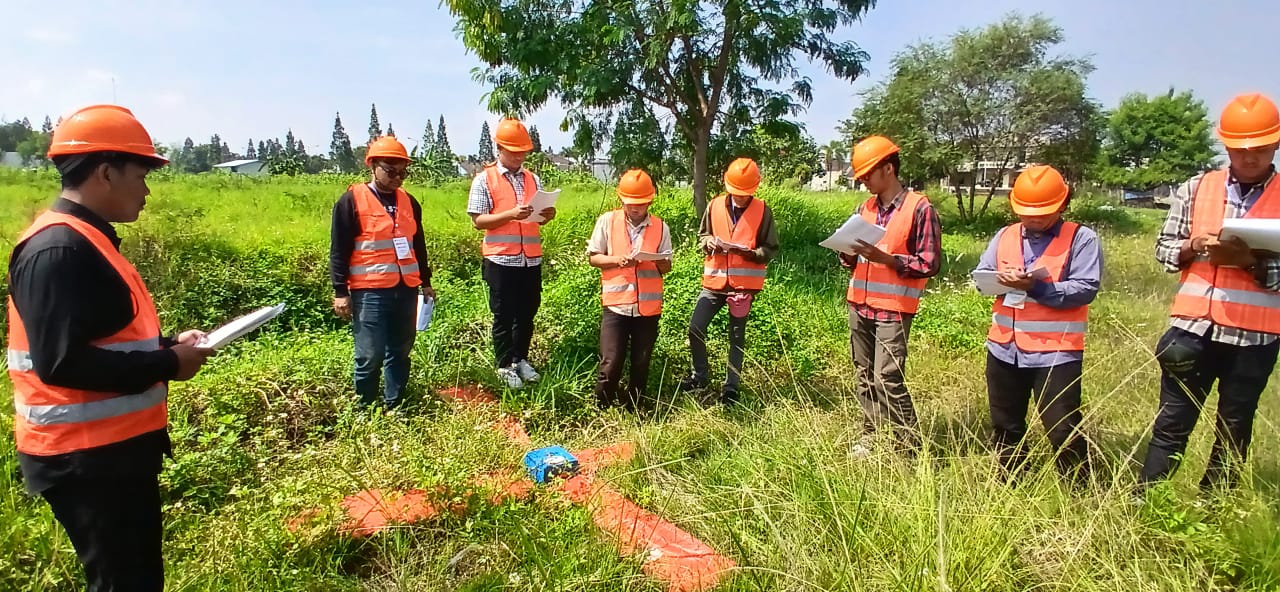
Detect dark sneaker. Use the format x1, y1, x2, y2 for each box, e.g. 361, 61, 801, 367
677, 375, 708, 392
720, 387, 740, 406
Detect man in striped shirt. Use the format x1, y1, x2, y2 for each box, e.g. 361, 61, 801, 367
1141, 92, 1280, 491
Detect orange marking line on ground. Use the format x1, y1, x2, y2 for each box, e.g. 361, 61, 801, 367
292, 385, 735, 591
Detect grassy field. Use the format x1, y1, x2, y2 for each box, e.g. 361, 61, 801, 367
1, 168, 1278, 591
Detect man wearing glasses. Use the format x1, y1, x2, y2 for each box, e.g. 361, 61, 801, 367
329, 135, 435, 410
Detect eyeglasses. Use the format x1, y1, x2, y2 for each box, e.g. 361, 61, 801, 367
379, 164, 410, 178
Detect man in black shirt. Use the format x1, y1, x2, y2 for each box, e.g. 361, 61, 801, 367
7, 104, 212, 591
329, 136, 434, 409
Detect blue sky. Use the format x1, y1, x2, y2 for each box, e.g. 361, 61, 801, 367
4, 0, 1278, 157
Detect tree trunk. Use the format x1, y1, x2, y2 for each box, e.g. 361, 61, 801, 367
691, 124, 711, 217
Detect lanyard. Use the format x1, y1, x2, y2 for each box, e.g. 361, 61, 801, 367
369, 183, 399, 234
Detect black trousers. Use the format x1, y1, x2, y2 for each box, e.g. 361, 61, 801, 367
985, 353, 1090, 480
596, 310, 661, 408
482, 260, 542, 368
42, 473, 164, 592
1141, 333, 1280, 489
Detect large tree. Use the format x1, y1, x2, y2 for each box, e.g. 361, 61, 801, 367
330, 112, 357, 173
1093, 89, 1218, 190
839, 13, 1097, 221
478, 121, 496, 162
447, 0, 878, 215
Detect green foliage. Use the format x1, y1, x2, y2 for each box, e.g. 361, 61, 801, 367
366, 103, 382, 144
608, 99, 667, 182
477, 121, 495, 163
329, 112, 357, 173
1, 170, 1277, 591
840, 13, 1099, 221
446, 0, 878, 213
1094, 89, 1219, 190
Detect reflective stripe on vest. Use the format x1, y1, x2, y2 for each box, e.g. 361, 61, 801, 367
846, 191, 930, 313
347, 183, 422, 290
7, 211, 168, 456
481, 165, 543, 258
1169, 169, 1280, 332
701, 195, 767, 291
601, 210, 664, 316
986, 222, 1089, 352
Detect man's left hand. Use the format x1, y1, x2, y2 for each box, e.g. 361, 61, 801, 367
1207, 236, 1258, 269
538, 207, 557, 224
853, 241, 900, 268
176, 329, 208, 348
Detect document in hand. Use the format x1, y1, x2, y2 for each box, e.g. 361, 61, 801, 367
712, 237, 751, 252
416, 295, 435, 332
818, 214, 886, 255
971, 266, 1051, 297
632, 251, 673, 261
198, 303, 286, 349
1220, 218, 1280, 253
525, 189, 561, 224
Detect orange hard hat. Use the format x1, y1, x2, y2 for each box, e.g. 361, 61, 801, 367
47, 104, 167, 164
617, 169, 656, 204
494, 118, 534, 152
850, 135, 899, 180
1009, 165, 1070, 216
723, 158, 761, 196
365, 136, 409, 166
1217, 93, 1280, 150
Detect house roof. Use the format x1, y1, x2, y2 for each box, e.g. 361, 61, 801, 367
213, 159, 262, 168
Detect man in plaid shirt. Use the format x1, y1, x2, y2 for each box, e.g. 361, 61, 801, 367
842, 136, 942, 457
467, 119, 556, 389
1141, 93, 1280, 491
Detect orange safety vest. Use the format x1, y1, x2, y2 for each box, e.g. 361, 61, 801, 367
481, 165, 542, 258
847, 191, 930, 313
1169, 169, 1280, 332
600, 210, 664, 316
347, 183, 422, 290
7, 211, 168, 457
702, 195, 767, 291
986, 222, 1089, 352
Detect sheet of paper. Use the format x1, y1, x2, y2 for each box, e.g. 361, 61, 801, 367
971, 270, 1019, 296
1220, 218, 1280, 252
713, 237, 751, 251
632, 251, 672, 261
416, 295, 435, 332
818, 214, 887, 255
198, 303, 285, 350
525, 189, 561, 224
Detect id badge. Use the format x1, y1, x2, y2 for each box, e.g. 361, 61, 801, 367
1004, 290, 1027, 310
393, 236, 411, 260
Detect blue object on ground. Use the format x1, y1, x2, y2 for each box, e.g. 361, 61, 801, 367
523, 446, 580, 484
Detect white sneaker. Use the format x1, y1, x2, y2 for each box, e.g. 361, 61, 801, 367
497, 366, 524, 389
515, 360, 541, 383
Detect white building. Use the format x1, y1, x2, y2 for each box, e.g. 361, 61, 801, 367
212, 159, 267, 176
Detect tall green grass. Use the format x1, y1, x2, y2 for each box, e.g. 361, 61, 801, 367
1, 169, 1277, 591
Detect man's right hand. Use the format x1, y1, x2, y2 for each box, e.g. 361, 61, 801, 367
508, 204, 534, 221
838, 252, 858, 268
615, 255, 634, 268
333, 296, 352, 320
171, 344, 213, 381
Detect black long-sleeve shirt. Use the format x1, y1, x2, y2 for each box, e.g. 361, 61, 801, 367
8, 198, 176, 493
329, 185, 432, 297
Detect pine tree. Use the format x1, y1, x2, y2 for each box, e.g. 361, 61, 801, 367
284, 129, 298, 157
221, 142, 232, 161
295, 136, 307, 157
435, 115, 452, 158
209, 134, 223, 163
258, 140, 268, 160
41, 116, 53, 135
421, 121, 436, 157
529, 125, 543, 153
330, 112, 356, 172
368, 103, 382, 143
478, 121, 495, 162
386, 123, 396, 138
246, 140, 257, 159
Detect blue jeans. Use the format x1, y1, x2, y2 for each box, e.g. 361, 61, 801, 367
351, 287, 417, 407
